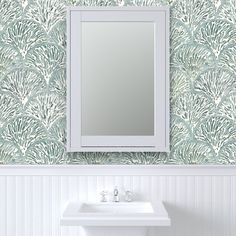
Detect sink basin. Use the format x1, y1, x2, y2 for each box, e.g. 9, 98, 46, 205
60, 201, 170, 226
79, 202, 154, 214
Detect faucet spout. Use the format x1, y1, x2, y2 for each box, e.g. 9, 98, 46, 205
113, 186, 119, 202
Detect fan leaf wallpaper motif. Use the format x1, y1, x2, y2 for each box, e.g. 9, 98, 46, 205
0, 0, 235, 165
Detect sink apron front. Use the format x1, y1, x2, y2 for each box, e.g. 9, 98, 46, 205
83, 226, 148, 236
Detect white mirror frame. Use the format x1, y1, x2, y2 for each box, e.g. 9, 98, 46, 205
67, 7, 169, 152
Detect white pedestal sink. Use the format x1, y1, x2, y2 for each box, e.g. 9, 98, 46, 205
61, 201, 170, 236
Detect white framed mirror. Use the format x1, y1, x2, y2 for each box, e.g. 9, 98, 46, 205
67, 7, 169, 152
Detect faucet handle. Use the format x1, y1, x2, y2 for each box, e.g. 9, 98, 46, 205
100, 190, 108, 202
125, 190, 133, 202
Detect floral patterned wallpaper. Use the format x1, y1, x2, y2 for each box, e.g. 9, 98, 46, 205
0, 0, 235, 165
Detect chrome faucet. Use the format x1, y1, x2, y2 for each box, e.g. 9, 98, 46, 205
113, 186, 119, 202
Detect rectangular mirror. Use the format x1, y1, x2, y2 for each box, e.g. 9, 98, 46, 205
67, 7, 169, 152
82, 22, 154, 136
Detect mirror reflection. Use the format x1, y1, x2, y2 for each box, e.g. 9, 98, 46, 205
81, 22, 154, 136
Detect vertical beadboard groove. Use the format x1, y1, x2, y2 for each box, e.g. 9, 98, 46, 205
59, 176, 62, 236
60, 176, 69, 236
33, 176, 41, 236
0, 168, 235, 236
25, 176, 33, 236
0, 177, 7, 236
96, 176, 104, 201
230, 176, 236, 236
6, 176, 15, 236
132, 175, 141, 201
223, 176, 231, 236
51, 176, 57, 236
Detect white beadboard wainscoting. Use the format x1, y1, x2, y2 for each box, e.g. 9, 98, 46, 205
0, 165, 236, 236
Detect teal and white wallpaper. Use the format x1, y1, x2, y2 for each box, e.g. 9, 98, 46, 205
0, 0, 235, 164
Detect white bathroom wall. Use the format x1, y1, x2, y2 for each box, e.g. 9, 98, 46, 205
0, 165, 235, 236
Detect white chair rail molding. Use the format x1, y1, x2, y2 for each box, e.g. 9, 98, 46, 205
0, 165, 236, 236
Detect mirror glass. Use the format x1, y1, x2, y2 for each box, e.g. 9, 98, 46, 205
81, 22, 154, 136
